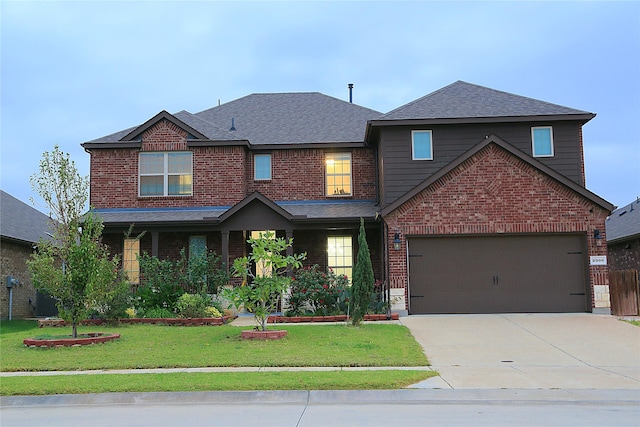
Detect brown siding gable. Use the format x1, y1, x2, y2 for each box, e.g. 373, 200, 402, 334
380, 134, 613, 216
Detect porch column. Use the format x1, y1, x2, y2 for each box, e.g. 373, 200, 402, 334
285, 228, 293, 257
151, 232, 159, 257
221, 230, 230, 273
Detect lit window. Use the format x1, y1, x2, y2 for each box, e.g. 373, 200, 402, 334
251, 230, 275, 277
254, 154, 271, 180
139, 152, 192, 196
327, 236, 353, 281
532, 126, 554, 157
123, 239, 140, 284
326, 153, 351, 196
412, 130, 433, 160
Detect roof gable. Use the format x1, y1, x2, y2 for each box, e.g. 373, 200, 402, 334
381, 135, 613, 216
379, 81, 594, 121
120, 110, 209, 141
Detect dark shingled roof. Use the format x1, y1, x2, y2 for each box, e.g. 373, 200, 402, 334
194, 92, 382, 145
92, 200, 378, 225
380, 81, 593, 120
0, 190, 52, 245
606, 198, 640, 244
84, 92, 382, 145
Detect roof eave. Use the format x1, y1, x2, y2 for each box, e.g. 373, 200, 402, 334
369, 113, 596, 127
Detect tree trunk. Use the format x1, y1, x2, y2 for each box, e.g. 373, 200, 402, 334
72, 321, 78, 338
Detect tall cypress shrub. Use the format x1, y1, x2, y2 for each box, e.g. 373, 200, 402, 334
351, 218, 375, 325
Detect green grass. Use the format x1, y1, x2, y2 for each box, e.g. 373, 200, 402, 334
1, 320, 429, 372
623, 319, 640, 327
0, 371, 437, 395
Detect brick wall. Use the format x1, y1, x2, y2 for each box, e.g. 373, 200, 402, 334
1, 240, 37, 319
384, 143, 610, 311
89, 121, 376, 209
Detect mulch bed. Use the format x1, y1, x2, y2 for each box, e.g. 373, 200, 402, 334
267, 313, 399, 323
38, 316, 237, 328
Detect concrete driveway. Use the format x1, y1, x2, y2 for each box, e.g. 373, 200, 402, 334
401, 313, 640, 389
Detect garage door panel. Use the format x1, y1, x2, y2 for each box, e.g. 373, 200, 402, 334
408, 234, 588, 314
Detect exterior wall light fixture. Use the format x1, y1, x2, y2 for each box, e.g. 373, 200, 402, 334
393, 232, 401, 250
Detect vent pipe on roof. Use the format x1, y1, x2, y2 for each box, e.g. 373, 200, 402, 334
230, 117, 236, 131
348, 83, 354, 103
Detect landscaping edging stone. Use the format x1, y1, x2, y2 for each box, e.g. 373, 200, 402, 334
241, 330, 288, 340
38, 316, 237, 328
23, 333, 121, 348
267, 313, 400, 323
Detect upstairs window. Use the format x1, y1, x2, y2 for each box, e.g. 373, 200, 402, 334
532, 126, 554, 157
326, 153, 351, 196
139, 152, 192, 196
254, 154, 272, 180
412, 130, 433, 160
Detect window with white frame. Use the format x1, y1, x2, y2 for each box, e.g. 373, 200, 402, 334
254, 154, 272, 180
531, 126, 554, 157
412, 130, 433, 160
326, 153, 351, 196
327, 236, 353, 281
139, 152, 192, 196
123, 238, 140, 284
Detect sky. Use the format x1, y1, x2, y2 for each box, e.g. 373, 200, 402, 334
1, 1, 639, 215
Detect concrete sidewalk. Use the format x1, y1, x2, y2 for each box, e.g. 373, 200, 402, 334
401, 313, 640, 389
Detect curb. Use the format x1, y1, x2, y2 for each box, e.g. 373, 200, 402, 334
3, 389, 639, 408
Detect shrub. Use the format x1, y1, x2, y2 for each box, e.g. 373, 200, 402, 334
176, 293, 208, 318
136, 253, 183, 311
141, 307, 176, 319
204, 306, 222, 318
125, 308, 137, 318
352, 218, 375, 326
288, 265, 350, 316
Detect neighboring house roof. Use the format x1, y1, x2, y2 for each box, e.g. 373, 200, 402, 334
606, 198, 640, 244
91, 199, 378, 227
83, 92, 382, 147
380, 134, 614, 216
373, 80, 594, 122
0, 190, 52, 245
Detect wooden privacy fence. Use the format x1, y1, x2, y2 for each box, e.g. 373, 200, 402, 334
609, 269, 640, 316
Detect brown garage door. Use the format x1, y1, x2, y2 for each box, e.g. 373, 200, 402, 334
408, 234, 589, 314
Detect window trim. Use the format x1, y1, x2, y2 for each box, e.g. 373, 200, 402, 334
531, 126, 554, 158
325, 152, 352, 197
411, 130, 434, 161
139, 151, 193, 197
254, 153, 272, 181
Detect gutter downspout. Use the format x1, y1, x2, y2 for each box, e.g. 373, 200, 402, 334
376, 213, 392, 320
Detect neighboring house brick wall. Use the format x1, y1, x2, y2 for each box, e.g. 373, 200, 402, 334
384, 143, 609, 311
1, 240, 37, 319
608, 240, 640, 271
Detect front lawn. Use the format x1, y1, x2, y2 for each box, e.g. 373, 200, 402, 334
0, 370, 437, 395
1, 320, 429, 372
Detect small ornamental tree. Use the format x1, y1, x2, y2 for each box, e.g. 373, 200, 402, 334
27, 146, 125, 337
223, 231, 305, 331
351, 218, 375, 326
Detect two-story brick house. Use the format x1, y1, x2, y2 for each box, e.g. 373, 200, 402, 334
82, 81, 613, 315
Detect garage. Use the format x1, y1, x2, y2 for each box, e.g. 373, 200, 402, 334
407, 234, 589, 314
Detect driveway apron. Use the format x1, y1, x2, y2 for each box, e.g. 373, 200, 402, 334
401, 313, 640, 389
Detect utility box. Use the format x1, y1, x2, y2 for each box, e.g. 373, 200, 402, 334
6, 276, 18, 288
